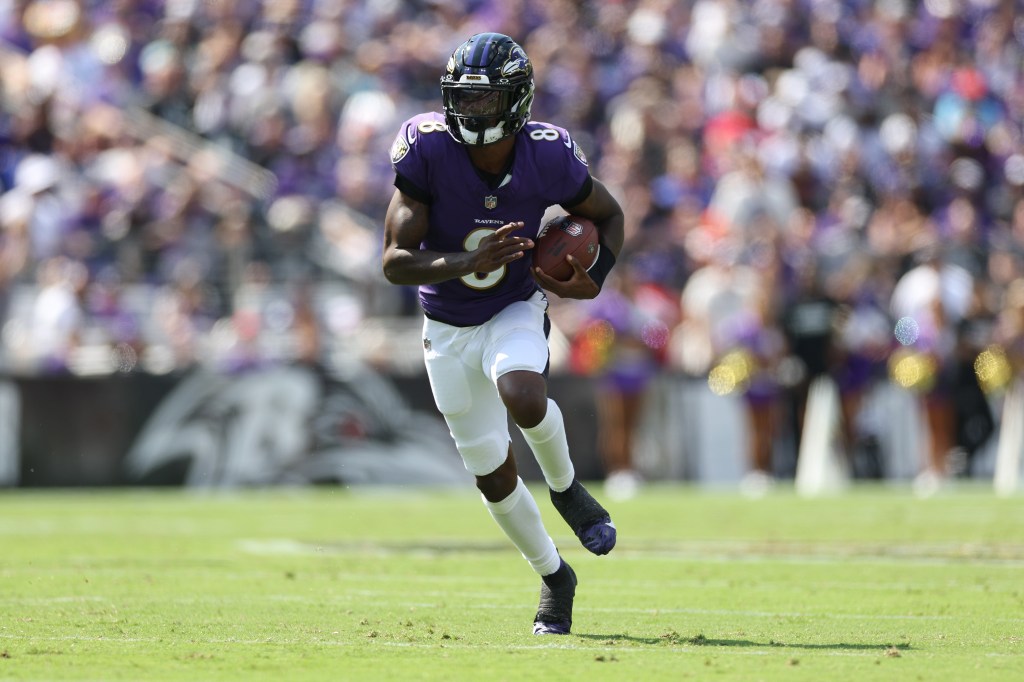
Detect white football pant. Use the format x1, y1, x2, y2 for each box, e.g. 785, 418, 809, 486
423, 290, 550, 476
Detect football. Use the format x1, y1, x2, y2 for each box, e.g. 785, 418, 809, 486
532, 214, 599, 281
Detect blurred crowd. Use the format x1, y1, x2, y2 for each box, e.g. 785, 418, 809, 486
1, 0, 1023, 482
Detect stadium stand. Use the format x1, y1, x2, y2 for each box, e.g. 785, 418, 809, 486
0, 0, 1021, 489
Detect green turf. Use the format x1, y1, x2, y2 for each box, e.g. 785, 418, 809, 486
0, 483, 1022, 681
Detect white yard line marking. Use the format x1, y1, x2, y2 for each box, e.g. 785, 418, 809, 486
3, 593, 1021, 623
0, 633, 1018, 658
234, 538, 1024, 567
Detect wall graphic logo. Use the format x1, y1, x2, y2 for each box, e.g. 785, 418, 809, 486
124, 366, 469, 488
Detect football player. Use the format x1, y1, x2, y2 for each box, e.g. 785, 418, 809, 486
383, 32, 625, 635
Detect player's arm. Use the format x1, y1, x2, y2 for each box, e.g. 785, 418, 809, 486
565, 177, 624, 257
533, 177, 625, 299
382, 188, 534, 286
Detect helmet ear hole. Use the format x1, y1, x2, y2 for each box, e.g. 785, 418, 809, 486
440, 33, 533, 146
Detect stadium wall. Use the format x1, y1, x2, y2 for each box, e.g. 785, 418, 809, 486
0, 368, 1005, 488
3, 367, 609, 488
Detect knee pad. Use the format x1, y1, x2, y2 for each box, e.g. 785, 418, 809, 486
456, 432, 510, 476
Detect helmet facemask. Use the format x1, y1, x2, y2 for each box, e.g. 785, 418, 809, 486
441, 33, 534, 146
442, 81, 533, 145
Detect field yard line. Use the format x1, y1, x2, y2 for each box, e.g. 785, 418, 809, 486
455, 603, 1024, 623
0, 596, 106, 603
0, 633, 1018, 658
1, 567, 1017, 598
576, 606, 1024, 622
234, 539, 1024, 567
5, 594, 1020, 624
0, 630, 942, 655
611, 552, 1024, 567
372, 641, 1023, 658
0, 634, 331, 646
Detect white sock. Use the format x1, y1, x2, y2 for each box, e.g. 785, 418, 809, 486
483, 477, 561, 576
519, 398, 575, 492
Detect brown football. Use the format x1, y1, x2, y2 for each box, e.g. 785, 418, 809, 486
532, 215, 599, 281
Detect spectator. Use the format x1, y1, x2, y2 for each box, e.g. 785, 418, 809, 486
569, 262, 677, 500
890, 246, 976, 494
25, 256, 86, 372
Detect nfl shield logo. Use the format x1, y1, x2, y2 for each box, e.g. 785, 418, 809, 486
484, 195, 498, 210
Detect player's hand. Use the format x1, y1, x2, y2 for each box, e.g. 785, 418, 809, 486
472, 221, 534, 273
533, 255, 600, 299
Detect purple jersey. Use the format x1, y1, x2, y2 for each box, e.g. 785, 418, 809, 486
390, 112, 592, 326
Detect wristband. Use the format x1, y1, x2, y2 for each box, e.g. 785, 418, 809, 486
586, 242, 617, 290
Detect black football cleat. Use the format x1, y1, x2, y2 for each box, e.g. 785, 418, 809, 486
533, 559, 577, 635
550, 479, 617, 555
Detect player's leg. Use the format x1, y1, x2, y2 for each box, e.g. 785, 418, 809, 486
485, 293, 616, 556
504, 371, 574, 489
423, 317, 575, 633
599, 384, 644, 501
481, 294, 575, 488
446, 387, 577, 634
476, 448, 578, 635
474, 447, 560, 579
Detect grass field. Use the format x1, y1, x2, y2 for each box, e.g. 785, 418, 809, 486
1, 483, 1022, 681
